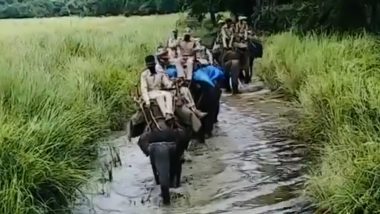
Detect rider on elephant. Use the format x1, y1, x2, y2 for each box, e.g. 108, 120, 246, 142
141, 55, 174, 121
195, 41, 213, 66
155, 47, 207, 120
178, 27, 197, 82
221, 18, 235, 49
235, 16, 249, 42
167, 29, 180, 48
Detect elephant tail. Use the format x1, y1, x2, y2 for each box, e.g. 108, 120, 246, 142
149, 142, 172, 205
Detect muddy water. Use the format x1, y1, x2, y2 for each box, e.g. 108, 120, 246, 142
74, 88, 312, 214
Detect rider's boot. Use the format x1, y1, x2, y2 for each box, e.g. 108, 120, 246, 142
192, 108, 207, 118
165, 113, 174, 121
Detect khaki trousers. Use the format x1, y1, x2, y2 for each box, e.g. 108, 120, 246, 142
184, 56, 194, 80
148, 90, 173, 116
180, 87, 196, 108
169, 57, 185, 78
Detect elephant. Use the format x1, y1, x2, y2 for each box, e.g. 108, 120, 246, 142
163, 63, 223, 142
243, 39, 263, 84
213, 45, 247, 94
136, 101, 191, 205
192, 64, 224, 124
189, 79, 220, 142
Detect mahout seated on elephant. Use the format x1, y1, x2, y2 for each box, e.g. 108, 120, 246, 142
163, 54, 224, 142
214, 16, 264, 87
127, 55, 195, 205
137, 100, 191, 205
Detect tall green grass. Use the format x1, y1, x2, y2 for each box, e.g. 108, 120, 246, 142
257, 32, 380, 213
0, 15, 177, 213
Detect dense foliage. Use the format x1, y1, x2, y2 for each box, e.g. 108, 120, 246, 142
257, 31, 380, 213
0, 15, 177, 213
0, 0, 182, 18
0, 0, 378, 33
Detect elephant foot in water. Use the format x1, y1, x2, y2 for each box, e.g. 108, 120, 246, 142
205, 132, 213, 139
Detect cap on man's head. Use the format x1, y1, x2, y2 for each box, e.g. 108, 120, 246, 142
238, 16, 247, 21
173, 29, 178, 33
145, 55, 156, 67
156, 47, 168, 56
225, 18, 232, 23
184, 27, 192, 35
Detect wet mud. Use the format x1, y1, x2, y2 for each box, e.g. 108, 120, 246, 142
74, 84, 313, 214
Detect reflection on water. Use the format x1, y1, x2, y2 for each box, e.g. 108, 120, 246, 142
74, 89, 313, 214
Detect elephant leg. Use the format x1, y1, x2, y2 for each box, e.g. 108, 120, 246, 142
195, 126, 206, 144
242, 52, 251, 84
203, 115, 214, 138
248, 57, 254, 82
172, 150, 182, 188
175, 160, 182, 188
214, 86, 221, 123
226, 59, 240, 94
149, 152, 160, 185
223, 68, 232, 92
169, 156, 176, 188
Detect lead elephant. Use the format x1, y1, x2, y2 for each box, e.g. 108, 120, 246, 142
213, 45, 247, 94
135, 102, 191, 205
244, 39, 263, 84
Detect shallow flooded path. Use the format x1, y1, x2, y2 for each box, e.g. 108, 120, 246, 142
74, 86, 312, 214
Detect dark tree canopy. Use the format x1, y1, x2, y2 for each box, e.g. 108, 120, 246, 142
0, 0, 378, 33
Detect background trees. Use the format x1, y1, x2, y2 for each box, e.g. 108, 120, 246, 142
0, 0, 378, 33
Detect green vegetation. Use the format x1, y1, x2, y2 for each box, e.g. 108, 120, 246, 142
257, 32, 380, 213
0, 14, 177, 213
0, 0, 182, 18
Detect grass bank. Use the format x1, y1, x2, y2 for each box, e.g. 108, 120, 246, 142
256, 32, 380, 213
0, 15, 176, 213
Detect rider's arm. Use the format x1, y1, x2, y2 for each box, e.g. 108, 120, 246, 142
221, 28, 228, 48
228, 34, 234, 48
161, 73, 173, 89
206, 49, 213, 64
177, 46, 181, 58
155, 62, 165, 73
140, 71, 150, 105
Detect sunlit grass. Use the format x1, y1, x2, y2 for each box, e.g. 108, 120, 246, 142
257, 32, 380, 213
0, 14, 177, 213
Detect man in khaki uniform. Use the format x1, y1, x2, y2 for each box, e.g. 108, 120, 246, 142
141, 55, 174, 121
195, 43, 213, 65
167, 29, 180, 48
235, 16, 249, 41
178, 28, 196, 81
221, 18, 235, 49
155, 46, 207, 119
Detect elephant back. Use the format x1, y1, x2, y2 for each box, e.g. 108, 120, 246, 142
221, 50, 240, 64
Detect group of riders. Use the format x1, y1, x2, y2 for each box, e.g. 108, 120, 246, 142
127, 15, 261, 205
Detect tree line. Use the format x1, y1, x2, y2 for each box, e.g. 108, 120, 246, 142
0, 0, 379, 33
0, 0, 182, 18
185, 0, 380, 33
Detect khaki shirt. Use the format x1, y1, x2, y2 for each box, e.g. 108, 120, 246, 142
140, 69, 173, 104
168, 37, 179, 48
235, 23, 248, 40
179, 40, 196, 56
221, 24, 234, 48
168, 48, 179, 60
196, 47, 213, 63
